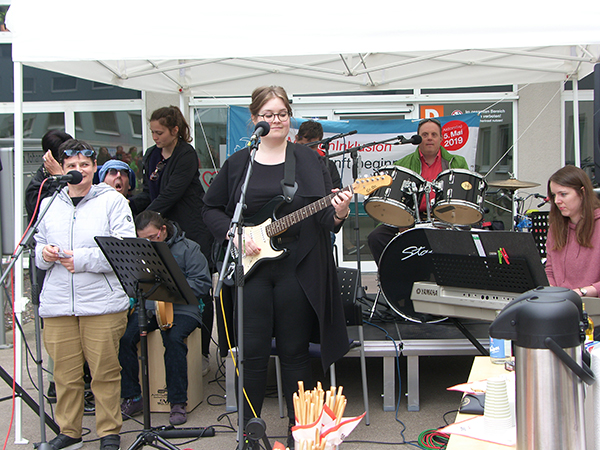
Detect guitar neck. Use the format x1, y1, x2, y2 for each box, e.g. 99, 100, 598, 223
265, 185, 352, 237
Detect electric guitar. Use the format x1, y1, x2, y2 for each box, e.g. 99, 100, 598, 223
233, 174, 392, 279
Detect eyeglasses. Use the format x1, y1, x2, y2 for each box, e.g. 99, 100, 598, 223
257, 111, 290, 122
149, 159, 166, 182
63, 149, 95, 157
107, 168, 130, 177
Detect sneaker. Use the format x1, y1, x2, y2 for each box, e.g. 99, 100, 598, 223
47, 433, 83, 450
169, 402, 187, 425
202, 354, 210, 376
47, 382, 57, 404
100, 434, 120, 450
120, 397, 143, 419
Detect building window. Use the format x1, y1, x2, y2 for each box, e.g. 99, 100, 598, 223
51, 76, 77, 92
92, 111, 120, 136
128, 112, 142, 138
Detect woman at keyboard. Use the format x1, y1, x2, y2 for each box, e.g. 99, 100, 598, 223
546, 165, 600, 298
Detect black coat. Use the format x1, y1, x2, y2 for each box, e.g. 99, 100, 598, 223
203, 142, 350, 370
129, 141, 213, 265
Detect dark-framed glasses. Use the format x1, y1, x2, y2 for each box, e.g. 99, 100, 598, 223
257, 111, 290, 122
149, 159, 166, 181
107, 168, 130, 177
63, 149, 95, 157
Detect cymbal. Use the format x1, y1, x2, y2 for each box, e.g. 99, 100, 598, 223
487, 178, 540, 190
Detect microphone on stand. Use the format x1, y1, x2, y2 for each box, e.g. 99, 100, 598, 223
48, 170, 83, 184
398, 135, 423, 145
534, 194, 550, 208
306, 130, 358, 148
248, 121, 270, 146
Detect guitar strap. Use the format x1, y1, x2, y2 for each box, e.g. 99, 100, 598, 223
280, 141, 298, 203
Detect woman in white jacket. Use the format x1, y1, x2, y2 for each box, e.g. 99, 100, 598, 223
35, 139, 135, 450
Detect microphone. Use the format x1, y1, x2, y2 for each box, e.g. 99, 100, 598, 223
537, 197, 550, 208
250, 121, 270, 143
399, 135, 423, 145
48, 170, 83, 185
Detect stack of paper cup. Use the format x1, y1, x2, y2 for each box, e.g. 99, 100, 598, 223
484, 376, 514, 430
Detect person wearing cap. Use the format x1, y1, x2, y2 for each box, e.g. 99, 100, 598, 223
367, 118, 469, 265
98, 159, 137, 198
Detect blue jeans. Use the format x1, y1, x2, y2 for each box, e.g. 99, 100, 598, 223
119, 310, 200, 404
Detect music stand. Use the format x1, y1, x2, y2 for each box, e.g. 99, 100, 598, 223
95, 237, 209, 450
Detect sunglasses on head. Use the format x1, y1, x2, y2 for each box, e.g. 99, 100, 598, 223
63, 149, 95, 157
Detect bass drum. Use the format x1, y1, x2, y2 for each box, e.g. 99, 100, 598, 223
378, 224, 448, 323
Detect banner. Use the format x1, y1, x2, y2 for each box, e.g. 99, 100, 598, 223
227, 106, 480, 188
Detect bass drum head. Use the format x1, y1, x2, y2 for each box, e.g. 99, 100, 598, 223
378, 225, 448, 323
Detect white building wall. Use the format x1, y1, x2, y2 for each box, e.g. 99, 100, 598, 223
517, 81, 563, 204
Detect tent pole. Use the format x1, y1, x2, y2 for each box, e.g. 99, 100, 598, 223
594, 64, 600, 183
12, 61, 28, 445
573, 77, 581, 168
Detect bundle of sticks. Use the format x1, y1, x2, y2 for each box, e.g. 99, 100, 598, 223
291, 381, 347, 449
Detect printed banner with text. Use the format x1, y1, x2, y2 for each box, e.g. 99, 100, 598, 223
226, 106, 480, 189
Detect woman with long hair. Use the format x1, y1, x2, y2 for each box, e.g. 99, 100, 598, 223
546, 165, 600, 297
129, 105, 214, 373
203, 86, 352, 448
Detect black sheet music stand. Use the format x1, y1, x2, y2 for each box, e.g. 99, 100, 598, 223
95, 237, 208, 450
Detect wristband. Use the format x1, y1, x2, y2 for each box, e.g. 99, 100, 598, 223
334, 210, 350, 221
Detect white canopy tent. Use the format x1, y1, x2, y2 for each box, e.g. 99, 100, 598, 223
3, 0, 600, 443
6, 0, 600, 96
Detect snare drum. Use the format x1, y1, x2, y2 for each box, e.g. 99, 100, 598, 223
364, 166, 425, 227
432, 169, 487, 225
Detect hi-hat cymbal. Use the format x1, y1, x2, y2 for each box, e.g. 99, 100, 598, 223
487, 178, 540, 190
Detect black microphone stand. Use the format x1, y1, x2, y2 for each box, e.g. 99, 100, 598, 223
0, 183, 67, 449
327, 136, 407, 302
213, 139, 272, 450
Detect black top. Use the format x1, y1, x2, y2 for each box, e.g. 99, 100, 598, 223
129, 140, 214, 267
203, 142, 350, 369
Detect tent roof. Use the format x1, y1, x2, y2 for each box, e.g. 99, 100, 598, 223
6, 1, 600, 96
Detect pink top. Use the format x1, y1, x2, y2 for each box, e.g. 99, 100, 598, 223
545, 208, 600, 295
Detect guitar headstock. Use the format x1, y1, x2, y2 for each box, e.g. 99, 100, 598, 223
351, 175, 393, 195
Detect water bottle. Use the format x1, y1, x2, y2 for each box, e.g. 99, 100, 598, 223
489, 336, 512, 364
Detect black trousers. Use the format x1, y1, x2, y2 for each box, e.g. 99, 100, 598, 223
236, 242, 316, 423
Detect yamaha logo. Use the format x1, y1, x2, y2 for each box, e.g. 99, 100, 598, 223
416, 288, 439, 296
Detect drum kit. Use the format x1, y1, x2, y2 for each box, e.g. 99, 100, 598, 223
363, 165, 540, 323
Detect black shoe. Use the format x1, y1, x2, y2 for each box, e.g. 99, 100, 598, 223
84, 391, 95, 415
100, 434, 120, 450
47, 433, 83, 450
47, 382, 57, 404
287, 421, 295, 450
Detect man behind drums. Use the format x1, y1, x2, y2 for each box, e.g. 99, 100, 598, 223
367, 118, 469, 265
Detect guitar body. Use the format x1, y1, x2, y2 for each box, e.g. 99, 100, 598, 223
241, 197, 288, 278
231, 175, 392, 280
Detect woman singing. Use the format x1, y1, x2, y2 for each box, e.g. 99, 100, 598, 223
546, 165, 600, 298
35, 139, 135, 450
203, 86, 351, 447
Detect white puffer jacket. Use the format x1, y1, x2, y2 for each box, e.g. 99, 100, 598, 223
34, 183, 135, 318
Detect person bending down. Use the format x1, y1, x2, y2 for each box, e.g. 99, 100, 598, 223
119, 210, 211, 425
